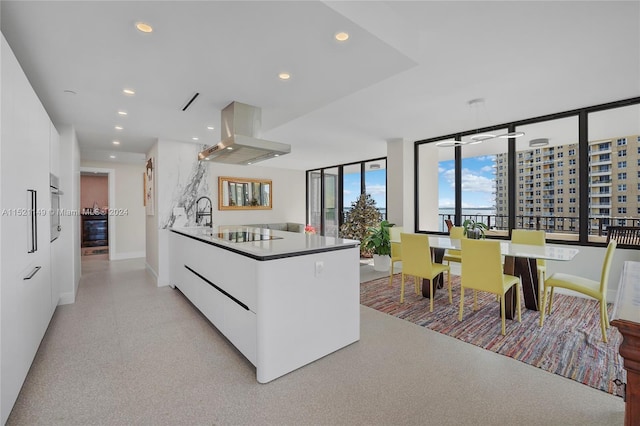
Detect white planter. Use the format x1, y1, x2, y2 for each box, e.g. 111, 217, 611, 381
373, 254, 391, 272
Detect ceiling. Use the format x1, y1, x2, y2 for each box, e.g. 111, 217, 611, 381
2, 1, 639, 171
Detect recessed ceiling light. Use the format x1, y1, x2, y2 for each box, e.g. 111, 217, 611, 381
278, 72, 291, 80
115, 125, 123, 130
135, 22, 153, 33
112, 140, 120, 145
274, 154, 279, 157
207, 126, 215, 130
118, 111, 127, 116
335, 32, 349, 42
192, 137, 199, 141
123, 88, 135, 95
226, 147, 233, 150
109, 155, 116, 159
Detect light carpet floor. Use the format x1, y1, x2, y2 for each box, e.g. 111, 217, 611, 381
6, 258, 624, 425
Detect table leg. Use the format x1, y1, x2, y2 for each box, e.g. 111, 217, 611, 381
422, 247, 445, 298
503, 256, 540, 319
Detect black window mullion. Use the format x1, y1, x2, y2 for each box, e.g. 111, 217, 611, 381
578, 110, 589, 244
454, 141, 462, 226
508, 124, 517, 236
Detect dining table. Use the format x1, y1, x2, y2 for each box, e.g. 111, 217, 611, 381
396, 236, 579, 320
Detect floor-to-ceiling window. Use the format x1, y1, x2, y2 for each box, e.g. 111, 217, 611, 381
515, 116, 579, 241
415, 96, 640, 247
587, 103, 640, 243
306, 157, 386, 237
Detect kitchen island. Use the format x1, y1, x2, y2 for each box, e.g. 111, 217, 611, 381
169, 226, 360, 383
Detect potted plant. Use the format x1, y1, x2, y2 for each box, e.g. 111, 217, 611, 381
362, 220, 395, 271
339, 193, 382, 257
462, 218, 488, 239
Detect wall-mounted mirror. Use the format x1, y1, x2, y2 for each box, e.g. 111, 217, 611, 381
218, 176, 272, 210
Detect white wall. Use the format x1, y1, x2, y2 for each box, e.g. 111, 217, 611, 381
55, 125, 81, 304
81, 161, 146, 260
145, 142, 159, 282
387, 138, 414, 231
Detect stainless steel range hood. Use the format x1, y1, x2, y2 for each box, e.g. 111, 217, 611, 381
198, 101, 291, 165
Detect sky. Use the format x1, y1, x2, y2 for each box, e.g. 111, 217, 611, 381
343, 169, 386, 209
439, 155, 496, 209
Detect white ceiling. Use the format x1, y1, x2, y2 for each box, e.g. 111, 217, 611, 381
1, 1, 639, 170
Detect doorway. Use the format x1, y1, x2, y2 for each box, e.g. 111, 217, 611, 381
80, 168, 115, 259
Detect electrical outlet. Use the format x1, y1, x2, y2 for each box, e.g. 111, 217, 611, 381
315, 261, 324, 277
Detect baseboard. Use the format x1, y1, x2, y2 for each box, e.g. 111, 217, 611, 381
58, 291, 75, 305
110, 251, 145, 260
145, 262, 159, 285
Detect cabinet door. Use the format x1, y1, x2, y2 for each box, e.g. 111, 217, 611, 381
1, 36, 52, 424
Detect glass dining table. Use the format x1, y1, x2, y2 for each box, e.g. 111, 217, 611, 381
396, 236, 579, 320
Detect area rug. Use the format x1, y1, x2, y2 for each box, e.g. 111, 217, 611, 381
361, 273, 626, 397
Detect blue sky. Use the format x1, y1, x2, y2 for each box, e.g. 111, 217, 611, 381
343, 169, 386, 209
439, 156, 496, 208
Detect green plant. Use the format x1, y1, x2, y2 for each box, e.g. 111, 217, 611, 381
339, 194, 382, 256
362, 220, 395, 256
462, 218, 488, 239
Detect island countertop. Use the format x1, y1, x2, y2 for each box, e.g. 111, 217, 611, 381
170, 226, 359, 261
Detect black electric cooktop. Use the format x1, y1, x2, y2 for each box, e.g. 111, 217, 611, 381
215, 231, 283, 243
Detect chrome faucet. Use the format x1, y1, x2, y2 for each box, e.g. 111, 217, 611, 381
195, 196, 213, 227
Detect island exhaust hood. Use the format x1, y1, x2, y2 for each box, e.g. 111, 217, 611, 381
198, 101, 291, 165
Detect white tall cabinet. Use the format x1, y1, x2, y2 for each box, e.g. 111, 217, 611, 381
1, 35, 57, 424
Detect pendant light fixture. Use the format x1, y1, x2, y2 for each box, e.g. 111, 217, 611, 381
436, 98, 525, 147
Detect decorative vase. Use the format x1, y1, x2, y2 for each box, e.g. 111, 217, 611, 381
373, 254, 391, 272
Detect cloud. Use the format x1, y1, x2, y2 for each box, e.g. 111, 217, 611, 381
461, 168, 495, 193
365, 184, 386, 196
439, 198, 455, 208
480, 165, 494, 172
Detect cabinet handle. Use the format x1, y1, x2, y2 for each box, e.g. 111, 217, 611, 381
184, 265, 250, 311
27, 189, 37, 253
23, 266, 41, 280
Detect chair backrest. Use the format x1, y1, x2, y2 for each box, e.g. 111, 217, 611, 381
445, 219, 453, 231
511, 229, 546, 267
400, 233, 435, 277
606, 226, 640, 246
599, 240, 617, 294
449, 226, 464, 239
390, 226, 403, 259
461, 239, 504, 293
448, 226, 464, 255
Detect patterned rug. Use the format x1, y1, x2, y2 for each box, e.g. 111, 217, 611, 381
361, 273, 626, 397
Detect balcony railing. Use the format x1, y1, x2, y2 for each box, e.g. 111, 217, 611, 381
439, 213, 640, 237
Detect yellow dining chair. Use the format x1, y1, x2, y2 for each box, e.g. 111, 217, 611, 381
459, 239, 521, 335
389, 226, 403, 287
443, 226, 464, 268
511, 229, 547, 314
400, 233, 451, 310
540, 240, 617, 342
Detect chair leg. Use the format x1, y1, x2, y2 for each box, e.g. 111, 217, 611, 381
539, 285, 547, 327
600, 300, 608, 343
429, 279, 434, 312
516, 282, 521, 323
389, 261, 394, 287
447, 271, 452, 304
400, 274, 406, 303
415, 276, 420, 295
500, 293, 506, 335
459, 287, 465, 321
547, 288, 555, 315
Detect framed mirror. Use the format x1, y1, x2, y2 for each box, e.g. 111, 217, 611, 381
218, 176, 272, 210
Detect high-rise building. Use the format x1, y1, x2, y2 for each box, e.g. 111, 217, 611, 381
494, 134, 640, 236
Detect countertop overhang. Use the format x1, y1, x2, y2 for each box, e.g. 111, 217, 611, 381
170, 226, 359, 261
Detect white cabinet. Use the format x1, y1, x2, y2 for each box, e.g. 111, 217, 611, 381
1, 35, 54, 425
169, 229, 360, 384
169, 232, 257, 365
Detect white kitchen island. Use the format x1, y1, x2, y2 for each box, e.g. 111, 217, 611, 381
168, 226, 360, 383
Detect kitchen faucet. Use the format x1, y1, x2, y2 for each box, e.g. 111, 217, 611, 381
195, 196, 213, 227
